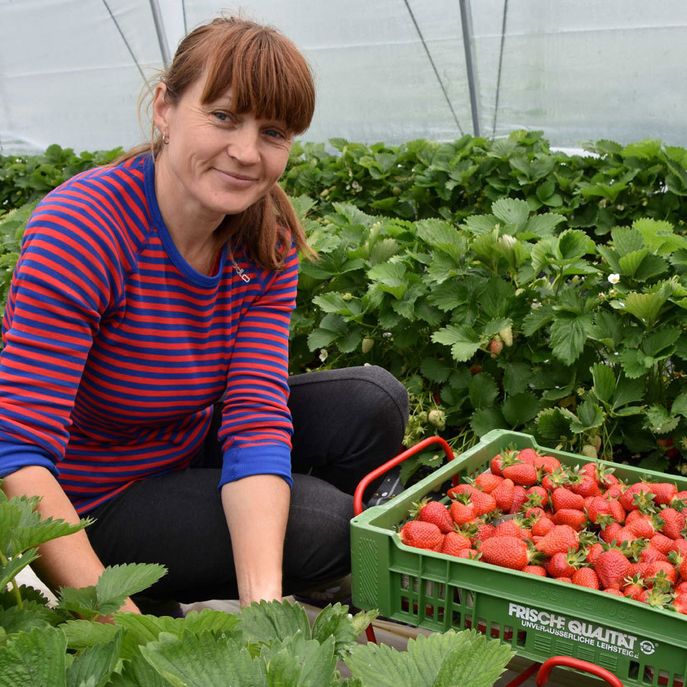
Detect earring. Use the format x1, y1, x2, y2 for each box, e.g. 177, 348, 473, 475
162, 132, 170, 144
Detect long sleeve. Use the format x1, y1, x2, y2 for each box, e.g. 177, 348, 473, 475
218, 244, 298, 487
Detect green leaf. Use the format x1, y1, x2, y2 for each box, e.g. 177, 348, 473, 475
645, 405, 680, 434
618, 348, 650, 379
367, 263, 407, 299
140, 632, 266, 687
108, 653, 170, 687
621, 291, 669, 327
612, 374, 645, 410
468, 373, 499, 409
672, 392, 687, 419
0, 626, 67, 687
501, 393, 540, 427
535, 407, 576, 442
525, 213, 565, 237
642, 327, 681, 358
95, 564, 166, 615
550, 314, 593, 365
470, 408, 506, 437
262, 634, 338, 687
310, 603, 361, 657
0, 549, 40, 589
462, 214, 497, 235
557, 230, 596, 260
62, 620, 120, 650
591, 364, 616, 404
67, 635, 121, 687
239, 599, 311, 644
431, 325, 481, 362
502, 363, 532, 396
571, 399, 605, 433
492, 198, 530, 229
420, 357, 452, 383
0, 603, 54, 635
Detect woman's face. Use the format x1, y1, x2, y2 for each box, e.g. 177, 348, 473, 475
153, 75, 293, 223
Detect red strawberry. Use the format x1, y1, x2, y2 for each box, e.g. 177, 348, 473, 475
411, 499, 454, 533
449, 500, 476, 526
546, 550, 584, 578
538, 455, 562, 474
659, 507, 685, 540
509, 486, 528, 514
570, 474, 602, 498
551, 487, 585, 512
479, 535, 531, 570
644, 561, 677, 587
535, 525, 580, 556
603, 588, 625, 596
456, 548, 480, 559
620, 483, 655, 512
593, 549, 632, 589
553, 509, 587, 531
523, 565, 547, 576
600, 522, 622, 544
623, 576, 645, 601
531, 516, 555, 537
650, 533, 675, 555
400, 520, 443, 550
525, 486, 549, 509
493, 519, 522, 539
516, 447, 540, 465
649, 482, 678, 506
625, 510, 656, 539
586, 496, 615, 525
638, 545, 669, 566
572, 567, 600, 589
585, 542, 604, 565
673, 593, 687, 614
441, 531, 473, 556
474, 472, 504, 493
502, 462, 538, 487
492, 478, 515, 512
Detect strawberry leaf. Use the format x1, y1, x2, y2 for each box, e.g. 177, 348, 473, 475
0, 626, 67, 687
239, 599, 311, 644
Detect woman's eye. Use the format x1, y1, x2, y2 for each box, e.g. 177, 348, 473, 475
213, 111, 234, 123
264, 128, 287, 140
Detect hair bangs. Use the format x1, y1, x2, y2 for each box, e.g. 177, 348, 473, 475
201, 26, 315, 135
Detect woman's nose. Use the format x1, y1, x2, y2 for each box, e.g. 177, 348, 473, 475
227, 125, 260, 165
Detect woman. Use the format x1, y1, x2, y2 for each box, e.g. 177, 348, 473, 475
0, 17, 407, 611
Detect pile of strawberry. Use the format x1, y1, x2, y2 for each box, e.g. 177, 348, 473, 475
399, 447, 687, 615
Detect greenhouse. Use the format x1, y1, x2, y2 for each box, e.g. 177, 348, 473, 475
1, 2, 687, 686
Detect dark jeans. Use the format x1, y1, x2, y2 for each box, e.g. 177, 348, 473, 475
86, 365, 408, 603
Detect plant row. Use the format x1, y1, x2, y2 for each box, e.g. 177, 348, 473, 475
400, 446, 687, 613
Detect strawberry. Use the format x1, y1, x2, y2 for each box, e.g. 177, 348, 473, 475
525, 486, 549, 509
644, 561, 677, 588
492, 478, 515, 512
551, 487, 585, 512
658, 507, 685, 540
400, 520, 443, 550
441, 531, 473, 556
472, 521, 496, 545
553, 509, 587, 531
502, 462, 538, 487
649, 533, 675, 555
570, 472, 602, 498
535, 525, 580, 556
603, 588, 625, 596
479, 535, 531, 570
625, 511, 657, 539
638, 545, 669, 566
492, 519, 522, 539
572, 567, 600, 589
411, 499, 454, 534
449, 500, 476, 526
593, 548, 632, 589
523, 565, 548, 576
531, 516, 555, 537
546, 550, 585, 578
509, 486, 529, 514
600, 522, 622, 544
623, 575, 645, 601
470, 490, 498, 516
474, 472, 504, 493
585, 542, 604, 565
649, 482, 678, 506
673, 593, 687, 615
586, 496, 617, 526
456, 548, 480, 559
619, 483, 655, 512
538, 454, 562, 474
516, 448, 540, 466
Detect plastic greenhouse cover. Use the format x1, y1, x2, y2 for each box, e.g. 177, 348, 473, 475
0, 0, 686, 154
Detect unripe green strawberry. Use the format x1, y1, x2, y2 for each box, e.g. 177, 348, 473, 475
498, 325, 513, 347
427, 409, 446, 430
361, 337, 374, 354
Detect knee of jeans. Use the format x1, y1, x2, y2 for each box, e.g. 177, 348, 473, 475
353, 365, 409, 428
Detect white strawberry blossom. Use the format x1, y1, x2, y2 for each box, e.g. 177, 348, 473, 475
607, 273, 620, 284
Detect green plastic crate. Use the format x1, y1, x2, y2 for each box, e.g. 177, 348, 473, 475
351, 430, 687, 687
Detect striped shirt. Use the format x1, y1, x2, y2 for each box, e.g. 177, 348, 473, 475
0, 154, 297, 513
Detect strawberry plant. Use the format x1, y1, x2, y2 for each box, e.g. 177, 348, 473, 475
0, 486, 513, 686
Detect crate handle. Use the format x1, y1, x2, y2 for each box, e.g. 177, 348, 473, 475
353, 436, 454, 516
536, 656, 623, 687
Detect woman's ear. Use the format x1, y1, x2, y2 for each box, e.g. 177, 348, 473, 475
152, 83, 171, 135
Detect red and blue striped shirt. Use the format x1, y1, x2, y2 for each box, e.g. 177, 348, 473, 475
0, 154, 297, 513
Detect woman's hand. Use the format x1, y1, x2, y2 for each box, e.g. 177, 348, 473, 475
221, 474, 290, 606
